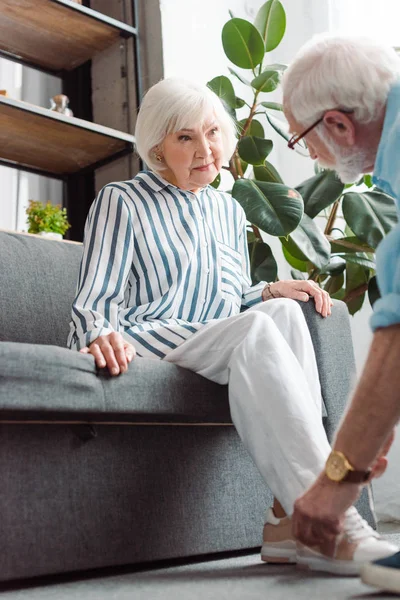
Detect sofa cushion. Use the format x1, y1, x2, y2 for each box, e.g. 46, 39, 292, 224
0, 342, 233, 424
0, 231, 82, 347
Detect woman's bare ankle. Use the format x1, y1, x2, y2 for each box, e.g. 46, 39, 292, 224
273, 498, 287, 519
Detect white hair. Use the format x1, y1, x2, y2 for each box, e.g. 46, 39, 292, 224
134, 78, 238, 172
283, 33, 400, 126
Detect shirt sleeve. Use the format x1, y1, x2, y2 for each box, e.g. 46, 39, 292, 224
68, 184, 134, 350
370, 222, 400, 330
238, 207, 267, 308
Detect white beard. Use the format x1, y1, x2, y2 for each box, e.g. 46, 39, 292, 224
317, 131, 367, 184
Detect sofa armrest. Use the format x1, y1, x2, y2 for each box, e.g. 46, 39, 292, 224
299, 299, 356, 441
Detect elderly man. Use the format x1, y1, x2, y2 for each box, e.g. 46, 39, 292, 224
282, 34, 400, 593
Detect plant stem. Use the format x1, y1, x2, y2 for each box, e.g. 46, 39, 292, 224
324, 198, 341, 236
326, 236, 374, 253
240, 92, 259, 139
235, 152, 244, 177
251, 224, 262, 240
228, 156, 239, 180
308, 268, 319, 281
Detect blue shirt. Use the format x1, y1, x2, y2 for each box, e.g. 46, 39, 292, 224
67, 170, 266, 358
371, 79, 400, 330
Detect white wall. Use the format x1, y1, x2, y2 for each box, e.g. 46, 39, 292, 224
159, 0, 400, 521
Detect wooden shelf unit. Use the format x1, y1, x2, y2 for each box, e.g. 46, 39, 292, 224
0, 95, 135, 178
0, 0, 137, 74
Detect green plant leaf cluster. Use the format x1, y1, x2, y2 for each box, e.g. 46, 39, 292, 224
207, 0, 397, 315
26, 200, 71, 236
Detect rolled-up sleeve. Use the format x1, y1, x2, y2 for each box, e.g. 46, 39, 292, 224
68, 185, 134, 350
238, 208, 267, 308
370, 222, 400, 330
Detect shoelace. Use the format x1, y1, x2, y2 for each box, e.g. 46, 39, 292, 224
343, 507, 380, 542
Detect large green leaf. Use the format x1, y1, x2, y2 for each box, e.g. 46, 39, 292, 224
210, 173, 221, 189
345, 262, 369, 315
254, 0, 286, 51
291, 269, 307, 280
336, 252, 376, 271
222, 18, 265, 69
248, 239, 278, 283
238, 118, 264, 138
368, 275, 381, 307
283, 214, 331, 269
265, 112, 290, 141
330, 236, 375, 254
237, 136, 273, 165
264, 62, 287, 71
324, 273, 345, 296
364, 174, 373, 188
228, 67, 251, 86
207, 75, 236, 109
251, 70, 280, 93
319, 257, 346, 276
282, 243, 308, 271
232, 179, 303, 236
253, 161, 283, 184
295, 170, 344, 219
342, 191, 398, 249
261, 101, 283, 111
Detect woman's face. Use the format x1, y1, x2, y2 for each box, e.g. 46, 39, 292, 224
158, 115, 224, 192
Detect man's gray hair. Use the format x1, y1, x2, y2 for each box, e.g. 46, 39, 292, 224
135, 78, 238, 172
282, 34, 400, 127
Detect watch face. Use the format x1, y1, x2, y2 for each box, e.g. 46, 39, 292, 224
327, 453, 347, 482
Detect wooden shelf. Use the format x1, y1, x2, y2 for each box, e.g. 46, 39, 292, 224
0, 95, 135, 178
0, 0, 136, 73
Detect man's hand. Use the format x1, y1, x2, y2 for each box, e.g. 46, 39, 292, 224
292, 473, 361, 556
264, 280, 333, 318
79, 332, 136, 376
292, 432, 395, 555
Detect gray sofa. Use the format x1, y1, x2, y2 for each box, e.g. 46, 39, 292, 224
0, 230, 374, 582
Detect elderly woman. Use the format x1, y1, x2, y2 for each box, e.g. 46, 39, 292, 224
68, 78, 396, 575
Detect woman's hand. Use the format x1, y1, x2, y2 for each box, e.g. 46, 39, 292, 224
79, 332, 136, 376
266, 280, 333, 318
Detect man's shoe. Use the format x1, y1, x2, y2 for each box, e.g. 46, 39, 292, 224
297, 507, 399, 576
360, 551, 400, 593
261, 508, 297, 564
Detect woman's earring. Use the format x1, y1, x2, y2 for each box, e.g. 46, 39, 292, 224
154, 152, 163, 162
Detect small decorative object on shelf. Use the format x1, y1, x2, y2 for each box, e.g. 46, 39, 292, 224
0, 90, 8, 96
26, 200, 71, 240
50, 94, 73, 117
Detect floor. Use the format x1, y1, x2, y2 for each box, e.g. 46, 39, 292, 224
1, 531, 400, 600
0, 554, 395, 600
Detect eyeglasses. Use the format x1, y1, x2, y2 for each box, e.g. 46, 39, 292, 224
288, 109, 354, 155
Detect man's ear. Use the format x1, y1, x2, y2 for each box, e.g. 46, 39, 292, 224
323, 110, 355, 147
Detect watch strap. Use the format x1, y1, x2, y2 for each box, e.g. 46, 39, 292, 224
343, 469, 372, 484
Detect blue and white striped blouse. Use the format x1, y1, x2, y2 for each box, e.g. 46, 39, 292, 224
67, 170, 266, 359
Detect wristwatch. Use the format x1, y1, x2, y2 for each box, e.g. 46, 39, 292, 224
325, 451, 372, 483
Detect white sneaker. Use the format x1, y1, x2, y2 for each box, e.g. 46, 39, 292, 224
261, 508, 297, 564
297, 507, 399, 576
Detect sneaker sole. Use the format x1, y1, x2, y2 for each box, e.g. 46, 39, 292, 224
261, 542, 297, 564
296, 554, 360, 576
360, 563, 400, 593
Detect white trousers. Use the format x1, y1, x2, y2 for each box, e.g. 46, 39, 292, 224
164, 298, 332, 515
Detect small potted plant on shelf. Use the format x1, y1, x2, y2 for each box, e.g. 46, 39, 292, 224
26, 200, 71, 240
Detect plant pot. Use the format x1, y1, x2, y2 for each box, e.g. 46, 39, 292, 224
38, 231, 63, 241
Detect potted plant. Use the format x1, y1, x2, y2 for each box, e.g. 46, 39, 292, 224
26, 200, 71, 240
207, 0, 398, 315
